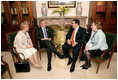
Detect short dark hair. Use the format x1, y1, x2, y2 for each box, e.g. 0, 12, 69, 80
73, 19, 80, 26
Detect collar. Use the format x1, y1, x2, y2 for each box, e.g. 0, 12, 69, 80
75, 26, 79, 31
41, 26, 46, 30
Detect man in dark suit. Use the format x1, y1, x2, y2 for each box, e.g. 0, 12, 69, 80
35, 21, 64, 71
62, 19, 86, 72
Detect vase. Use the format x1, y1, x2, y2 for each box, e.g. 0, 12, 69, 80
59, 12, 65, 17
76, 2, 82, 16
41, 3, 47, 17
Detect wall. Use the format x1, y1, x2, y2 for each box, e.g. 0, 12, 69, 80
34, 1, 90, 24
1, 2, 4, 13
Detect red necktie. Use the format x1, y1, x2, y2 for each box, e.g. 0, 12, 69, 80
71, 29, 76, 45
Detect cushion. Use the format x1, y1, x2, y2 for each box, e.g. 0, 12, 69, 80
94, 52, 111, 60
7, 32, 17, 47
7, 32, 17, 56
105, 33, 117, 51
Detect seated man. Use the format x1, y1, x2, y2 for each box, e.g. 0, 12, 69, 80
35, 20, 64, 71
62, 19, 86, 72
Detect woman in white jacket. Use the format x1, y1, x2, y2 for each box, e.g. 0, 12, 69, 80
14, 21, 42, 68
81, 21, 108, 69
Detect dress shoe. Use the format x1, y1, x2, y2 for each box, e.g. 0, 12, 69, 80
82, 64, 91, 69
57, 53, 64, 59
47, 63, 52, 71
80, 64, 86, 67
70, 64, 75, 72
67, 58, 72, 65
80, 60, 88, 67
81, 58, 88, 67
64, 55, 67, 58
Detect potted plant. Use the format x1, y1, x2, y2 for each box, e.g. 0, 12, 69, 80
52, 6, 70, 17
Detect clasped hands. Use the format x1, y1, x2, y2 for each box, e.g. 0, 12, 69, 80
26, 42, 34, 48
26, 38, 51, 49
67, 39, 89, 51
41, 38, 51, 40
67, 39, 77, 47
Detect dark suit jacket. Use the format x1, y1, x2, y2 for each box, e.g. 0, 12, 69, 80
66, 26, 86, 46
35, 26, 53, 48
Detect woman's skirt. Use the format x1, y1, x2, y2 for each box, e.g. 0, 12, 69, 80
88, 49, 103, 57
19, 47, 37, 59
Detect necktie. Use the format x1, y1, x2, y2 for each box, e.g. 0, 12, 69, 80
44, 28, 48, 38
91, 31, 98, 40
71, 29, 76, 45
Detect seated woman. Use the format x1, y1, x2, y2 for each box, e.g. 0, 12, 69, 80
14, 21, 42, 68
81, 21, 108, 69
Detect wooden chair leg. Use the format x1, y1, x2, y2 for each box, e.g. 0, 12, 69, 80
107, 58, 111, 69
96, 62, 101, 74
79, 51, 82, 63
39, 51, 41, 60
78, 44, 83, 63
7, 68, 12, 79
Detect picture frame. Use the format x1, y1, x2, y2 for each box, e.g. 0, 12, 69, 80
48, 1, 76, 8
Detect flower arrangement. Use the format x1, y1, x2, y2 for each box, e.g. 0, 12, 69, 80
52, 6, 70, 17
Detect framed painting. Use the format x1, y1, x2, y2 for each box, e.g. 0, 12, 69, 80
48, 1, 76, 8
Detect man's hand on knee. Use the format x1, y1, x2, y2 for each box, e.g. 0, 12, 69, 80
67, 39, 71, 45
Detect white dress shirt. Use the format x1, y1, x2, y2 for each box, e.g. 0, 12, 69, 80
71, 26, 79, 44
41, 27, 48, 38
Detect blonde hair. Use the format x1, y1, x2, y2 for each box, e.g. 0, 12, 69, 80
92, 21, 102, 29
20, 21, 29, 30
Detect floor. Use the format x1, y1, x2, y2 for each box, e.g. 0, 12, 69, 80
1, 51, 117, 79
